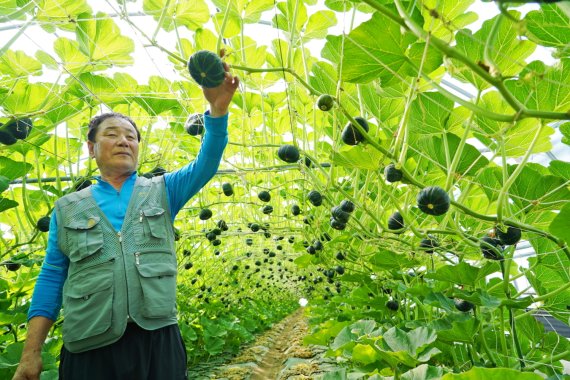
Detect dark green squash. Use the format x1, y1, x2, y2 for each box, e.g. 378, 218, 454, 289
0, 129, 17, 145
387, 211, 404, 232
262, 205, 273, 214
330, 217, 346, 230
184, 113, 204, 136
277, 144, 300, 163
454, 299, 474, 312
331, 206, 350, 224
217, 219, 228, 231
307, 190, 323, 206
187, 50, 225, 88
384, 163, 403, 183
419, 238, 439, 254
222, 182, 233, 196
495, 225, 522, 245
291, 204, 301, 216
341, 116, 369, 145
74, 178, 92, 191
199, 208, 213, 220
258, 190, 271, 202
386, 300, 399, 311
5, 118, 32, 140
417, 186, 450, 216
480, 236, 503, 260
339, 199, 355, 213
36, 216, 51, 232
316, 94, 334, 111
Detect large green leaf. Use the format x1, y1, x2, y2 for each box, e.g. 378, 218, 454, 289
352, 343, 378, 365
0, 198, 18, 213
505, 59, 570, 113
331, 145, 383, 170
508, 164, 570, 213
450, 12, 535, 90
424, 261, 499, 287
549, 202, 570, 245
0, 50, 42, 79
401, 364, 443, 380
526, 4, 570, 58
432, 316, 480, 343
1, 81, 50, 114
416, 132, 489, 176
0, 157, 33, 180
370, 249, 417, 270
420, 0, 477, 41
303, 10, 337, 41
36, 0, 91, 32
341, 12, 415, 83
441, 367, 543, 380
76, 12, 134, 66
409, 92, 454, 136
549, 160, 570, 181
143, 0, 209, 31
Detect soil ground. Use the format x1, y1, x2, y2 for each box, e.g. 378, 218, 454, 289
187, 308, 343, 380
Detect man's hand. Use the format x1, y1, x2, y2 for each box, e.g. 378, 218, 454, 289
12, 354, 42, 380
203, 49, 240, 117
12, 317, 54, 380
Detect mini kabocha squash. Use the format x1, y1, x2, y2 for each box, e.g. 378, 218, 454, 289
384, 164, 403, 183
419, 238, 438, 254
341, 116, 369, 145
330, 217, 346, 230
5, 118, 32, 139
36, 216, 51, 232
187, 50, 225, 88
291, 204, 301, 216
495, 225, 522, 245
480, 236, 503, 260
339, 199, 355, 213
316, 94, 334, 111
454, 299, 474, 312
217, 219, 228, 231
185, 113, 204, 136
199, 208, 213, 220
308, 190, 323, 206
386, 300, 399, 311
277, 144, 300, 163
222, 182, 233, 196
417, 186, 450, 216
262, 205, 273, 214
258, 190, 271, 202
387, 211, 404, 232
331, 206, 350, 224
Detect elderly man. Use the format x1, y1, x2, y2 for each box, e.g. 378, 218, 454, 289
13, 58, 239, 380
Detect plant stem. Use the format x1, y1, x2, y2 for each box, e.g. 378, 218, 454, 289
216, 2, 232, 54
151, 0, 171, 42
496, 122, 544, 223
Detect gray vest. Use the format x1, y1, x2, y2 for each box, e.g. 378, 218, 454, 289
55, 176, 178, 353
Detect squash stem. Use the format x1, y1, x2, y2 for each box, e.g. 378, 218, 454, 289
496, 122, 544, 223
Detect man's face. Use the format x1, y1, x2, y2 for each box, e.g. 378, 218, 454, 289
87, 117, 139, 176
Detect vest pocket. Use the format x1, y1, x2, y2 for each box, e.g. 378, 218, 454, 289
64, 216, 104, 262
139, 207, 168, 240
136, 261, 177, 318
63, 263, 114, 343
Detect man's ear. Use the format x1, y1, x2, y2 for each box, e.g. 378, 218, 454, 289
87, 141, 95, 158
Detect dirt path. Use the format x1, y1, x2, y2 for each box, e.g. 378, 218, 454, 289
249, 309, 313, 380
188, 307, 340, 379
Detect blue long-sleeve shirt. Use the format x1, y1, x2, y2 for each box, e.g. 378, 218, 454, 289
28, 112, 228, 321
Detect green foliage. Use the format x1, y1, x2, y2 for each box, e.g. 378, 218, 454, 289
0, 0, 568, 377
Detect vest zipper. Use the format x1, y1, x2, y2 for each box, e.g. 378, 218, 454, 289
117, 231, 122, 242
